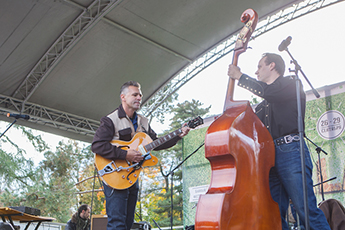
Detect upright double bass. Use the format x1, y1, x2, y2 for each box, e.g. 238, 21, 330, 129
195, 9, 281, 229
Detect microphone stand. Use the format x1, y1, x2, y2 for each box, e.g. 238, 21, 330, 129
313, 177, 337, 187
0, 119, 17, 139
282, 46, 319, 230
163, 142, 204, 230
304, 136, 328, 201
305, 136, 337, 203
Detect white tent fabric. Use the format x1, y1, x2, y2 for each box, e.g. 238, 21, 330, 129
0, 0, 302, 142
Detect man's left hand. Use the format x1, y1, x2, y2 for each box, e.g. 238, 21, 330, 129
228, 64, 242, 80
179, 126, 190, 138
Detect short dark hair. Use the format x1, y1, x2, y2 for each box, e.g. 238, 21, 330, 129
120, 81, 141, 96
262, 53, 285, 76
78, 204, 89, 215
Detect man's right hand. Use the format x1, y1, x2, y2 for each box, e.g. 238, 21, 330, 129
126, 149, 144, 163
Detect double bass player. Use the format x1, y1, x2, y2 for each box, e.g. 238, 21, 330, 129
228, 53, 330, 230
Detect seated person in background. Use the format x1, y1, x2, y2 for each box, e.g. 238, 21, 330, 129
65, 204, 90, 230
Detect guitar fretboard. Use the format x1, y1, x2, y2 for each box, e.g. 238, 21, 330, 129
145, 128, 182, 151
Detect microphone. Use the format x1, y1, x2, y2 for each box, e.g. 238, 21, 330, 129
7, 113, 30, 120
278, 36, 292, 51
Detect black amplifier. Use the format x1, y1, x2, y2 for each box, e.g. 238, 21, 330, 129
131, 221, 151, 230
9, 206, 41, 216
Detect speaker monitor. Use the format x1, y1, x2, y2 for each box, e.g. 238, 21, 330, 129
91, 215, 107, 230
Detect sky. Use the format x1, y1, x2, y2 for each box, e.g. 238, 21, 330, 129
1, 1, 345, 165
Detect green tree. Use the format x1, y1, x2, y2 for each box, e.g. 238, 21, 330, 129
0, 123, 47, 199
32, 140, 96, 222
0, 123, 101, 223
76, 163, 106, 216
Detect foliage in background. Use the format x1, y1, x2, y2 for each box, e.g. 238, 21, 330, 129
0, 123, 103, 223
0, 125, 46, 192
250, 95, 263, 106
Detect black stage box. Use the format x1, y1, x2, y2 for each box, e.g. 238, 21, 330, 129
132, 221, 151, 230
9, 206, 41, 216
91, 215, 151, 230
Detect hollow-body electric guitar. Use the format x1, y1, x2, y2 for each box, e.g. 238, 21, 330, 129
95, 116, 203, 190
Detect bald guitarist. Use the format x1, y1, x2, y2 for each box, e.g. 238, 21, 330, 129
91, 80, 190, 230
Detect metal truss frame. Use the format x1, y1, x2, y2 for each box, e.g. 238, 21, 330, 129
140, 0, 344, 117
12, 0, 122, 104
0, 93, 99, 139
1, 0, 343, 141
1, 0, 122, 140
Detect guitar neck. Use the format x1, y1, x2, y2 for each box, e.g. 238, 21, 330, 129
145, 128, 182, 152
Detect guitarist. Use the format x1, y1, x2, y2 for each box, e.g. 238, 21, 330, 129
91, 81, 190, 230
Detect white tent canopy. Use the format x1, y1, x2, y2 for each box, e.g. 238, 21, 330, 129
0, 0, 302, 142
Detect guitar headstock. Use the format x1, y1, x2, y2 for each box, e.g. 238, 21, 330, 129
187, 116, 204, 129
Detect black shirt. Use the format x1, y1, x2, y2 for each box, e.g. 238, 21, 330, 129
238, 74, 306, 140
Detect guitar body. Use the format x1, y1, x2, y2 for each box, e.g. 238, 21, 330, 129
94, 116, 203, 190
95, 132, 158, 190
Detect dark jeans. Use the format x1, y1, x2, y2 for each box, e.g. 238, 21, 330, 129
269, 140, 331, 230
103, 181, 139, 230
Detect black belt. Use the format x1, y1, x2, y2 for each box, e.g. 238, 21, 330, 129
274, 133, 300, 146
